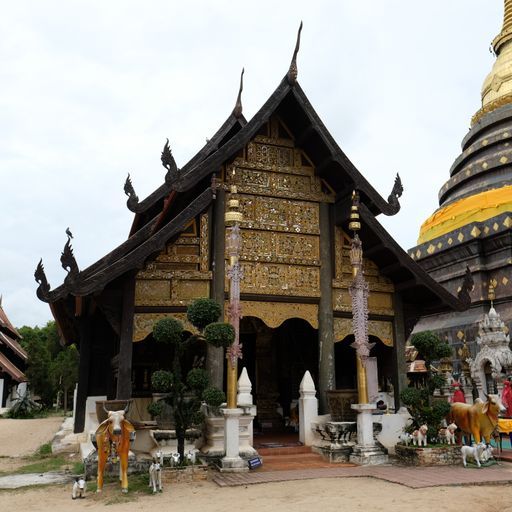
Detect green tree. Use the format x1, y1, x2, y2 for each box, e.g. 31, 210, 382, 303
18, 321, 79, 410
151, 298, 233, 462
400, 331, 452, 442
50, 345, 79, 411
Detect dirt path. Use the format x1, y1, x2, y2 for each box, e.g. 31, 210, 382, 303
0, 416, 64, 472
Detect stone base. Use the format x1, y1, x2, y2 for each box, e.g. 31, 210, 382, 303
312, 445, 353, 463
395, 444, 461, 466
349, 445, 388, 465
218, 456, 249, 472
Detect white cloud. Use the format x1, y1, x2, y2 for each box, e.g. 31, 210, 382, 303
0, 0, 503, 326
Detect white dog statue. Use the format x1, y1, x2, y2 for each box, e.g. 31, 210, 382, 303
412, 425, 428, 447
461, 443, 486, 467
480, 444, 495, 463
71, 477, 86, 499
399, 432, 413, 446
170, 452, 180, 467
149, 461, 163, 493
186, 450, 197, 464
438, 423, 457, 444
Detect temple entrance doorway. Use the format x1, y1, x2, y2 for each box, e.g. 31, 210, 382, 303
240, 316, 319, 444
332, 335, 394, 420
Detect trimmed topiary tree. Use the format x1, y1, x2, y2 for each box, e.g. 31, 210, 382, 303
151, 298, 234, 462
400, 331, 453, 442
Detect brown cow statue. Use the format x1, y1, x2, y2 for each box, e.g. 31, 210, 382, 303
95, 405, 135, 493
450, 394, 506, 444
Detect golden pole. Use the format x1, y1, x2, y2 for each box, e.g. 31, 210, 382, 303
225, 184, 243, 410
349, 191, 368, 405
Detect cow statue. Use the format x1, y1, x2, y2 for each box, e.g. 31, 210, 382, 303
438, 423, 457, 444
412, 425, 428, 447
450, 394, 506, 444
95, 404, 135, 494
148, 459, 163, 493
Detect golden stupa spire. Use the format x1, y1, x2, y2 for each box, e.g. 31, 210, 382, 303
473, 0, 512, 124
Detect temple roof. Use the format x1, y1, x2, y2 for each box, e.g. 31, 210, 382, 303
0, 301, 27, 383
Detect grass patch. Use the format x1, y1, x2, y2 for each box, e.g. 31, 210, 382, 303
13, 455, 67, 474
88, 474, 156, 506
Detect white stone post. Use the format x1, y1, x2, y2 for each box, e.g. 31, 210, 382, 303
237, 368, 256, 448
0, 378, 4, 409
299, 371, 318, 446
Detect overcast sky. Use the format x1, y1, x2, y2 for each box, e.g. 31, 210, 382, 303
0, 1, 503, 328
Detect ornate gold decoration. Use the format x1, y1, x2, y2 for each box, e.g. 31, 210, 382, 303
132, 313, 198, 342
200, 213, 209, 272
333, 317, 394, 346
237, 300, 318, 329
238, 262, 320, 297
135, 280, 170, 304
247, 142, 294, 167
239, 230, 320, 266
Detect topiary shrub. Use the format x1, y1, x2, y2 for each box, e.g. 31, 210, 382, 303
147, 401, 164, 419
151, 370, 173, 393
204, 322, 235, 348
153, 317, 184, 345
400, 331, 454, 443
186, 298, 222, 330
202, 386, 226, 408
186, 368, 209, 392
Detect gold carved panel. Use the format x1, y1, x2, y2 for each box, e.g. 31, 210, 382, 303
237, 195, 320, 235
333, 318, 394, 346
171, 280, 210, 303
133, 313, 198, 343
239, 262, 320, 297
239, 230, 320, 266
237, 301, 318, 329
135, 280, 170, 304
247, 142, 294, 167
200, 213, 209, 272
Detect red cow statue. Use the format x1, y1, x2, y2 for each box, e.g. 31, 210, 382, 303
95, 405, 135, 493
450, 394, 506, 444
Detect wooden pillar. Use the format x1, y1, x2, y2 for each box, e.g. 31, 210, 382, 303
391, 292, 408, 409
208, 187, 225, 389
318, 202, 335, 414
116, 277, 136, 400
74, 318, 91, 433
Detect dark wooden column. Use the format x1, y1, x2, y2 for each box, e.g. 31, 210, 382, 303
208, 187, 225, 389
318, 202, 335, 413
391, 292, 408, 408
116, 276, 136, 400
74, 317, 92, 433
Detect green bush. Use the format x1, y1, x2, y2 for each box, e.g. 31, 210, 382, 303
186, 368, 209, 392
202, 387, 226, 408
187, 298, 221, 330
400, 387, 422, 407
153, 317, 184, 345
204, 322, 235, 348
147, 401, 164, 418
151, 370, 173, 392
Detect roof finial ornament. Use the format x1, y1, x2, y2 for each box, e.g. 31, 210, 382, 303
34, 258, 51, 302
287, 21, 303, 86
161, 138, 179, 186
386, 173, 404, 214
232, 68, 244, 119
61, 228, 80, 288
124, 173, 139, 212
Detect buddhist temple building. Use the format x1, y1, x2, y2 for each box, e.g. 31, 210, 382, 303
35, 26, 467, 434
0, 297, 27, 410
410, 1, 512, 371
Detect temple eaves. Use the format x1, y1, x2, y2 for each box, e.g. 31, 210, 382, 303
232, 68, 244, 118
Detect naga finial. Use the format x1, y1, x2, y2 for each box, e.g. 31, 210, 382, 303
386, 173, 403, 214
161, 138, 179, 185
60, 229, 80, 287
34, 258, 51, 302
232, 68, 244, 119
287, 21, 303, 86
124, 173, 139, 212
458, 266, 474, 309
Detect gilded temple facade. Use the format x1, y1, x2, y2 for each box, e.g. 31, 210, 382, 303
35, 34, 464, 434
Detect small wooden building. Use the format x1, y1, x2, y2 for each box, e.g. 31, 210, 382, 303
35, 34, 466, 433
0, 298, 27, 409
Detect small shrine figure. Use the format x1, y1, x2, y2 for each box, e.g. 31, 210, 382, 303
501, 378, 512, 417
451, 381, 466, 403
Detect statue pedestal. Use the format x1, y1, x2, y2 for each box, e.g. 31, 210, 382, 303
349, 403, 388, 465
220, 408, 248, 472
